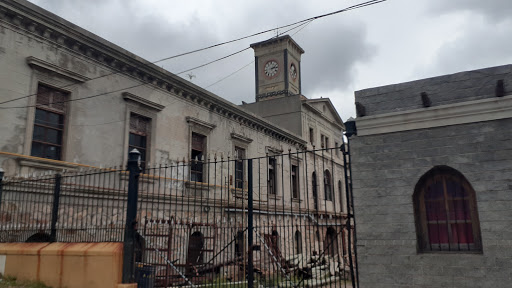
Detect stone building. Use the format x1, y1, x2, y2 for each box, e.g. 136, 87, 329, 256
351, 65, 512, 287
0, 0, 350, 284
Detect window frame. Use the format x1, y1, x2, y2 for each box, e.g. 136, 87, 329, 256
291, 164, 299, 199
234, 146, 246, 190
128, 113, 151, 170
324, 169, 333, 201
413, 166, 482, 253
190, 132, 206, 183
268, 156, 277, 195
31, 84, 69, 161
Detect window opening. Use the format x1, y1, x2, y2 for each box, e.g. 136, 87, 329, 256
129, 113, 150, 170
191, 133, 206, 182
31, 84, 68, 160
268, 157, 276, 195
324, 170, 332, 201
234, 147, 245, 189
292, 165, 299, 199
414, 166, 482, 252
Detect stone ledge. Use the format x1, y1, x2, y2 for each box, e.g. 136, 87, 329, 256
356, 95, 512, 136
26, 56, 90, 82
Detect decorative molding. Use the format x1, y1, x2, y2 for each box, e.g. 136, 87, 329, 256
122, 92, 164, 111
18, 158, 77, 171
356, 95, 512, 136
302, 101, 344, 130
230, 133, 253, 144
186, 116, 216, 131
26, 56, 90, 82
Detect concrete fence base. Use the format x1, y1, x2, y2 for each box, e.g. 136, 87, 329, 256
0, 242, 133, 288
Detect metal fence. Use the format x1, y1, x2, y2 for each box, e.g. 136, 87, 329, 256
0, 145, 358, 288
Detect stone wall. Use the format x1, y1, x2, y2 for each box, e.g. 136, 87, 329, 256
355, 65, 512, 116
351, 66, 512, 287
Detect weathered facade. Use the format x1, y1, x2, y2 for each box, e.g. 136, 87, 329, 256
0, 0, 352, 286
351, 65, 512, 287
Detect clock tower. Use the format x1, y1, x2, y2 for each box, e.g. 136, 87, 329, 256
250, 35, 304, 102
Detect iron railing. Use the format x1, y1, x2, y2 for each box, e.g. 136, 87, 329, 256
0, 145, 358, 288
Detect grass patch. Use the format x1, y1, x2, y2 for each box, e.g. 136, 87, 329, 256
0, 276, 52, 288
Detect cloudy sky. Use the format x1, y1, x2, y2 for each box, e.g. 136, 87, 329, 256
28, 0, 512, 120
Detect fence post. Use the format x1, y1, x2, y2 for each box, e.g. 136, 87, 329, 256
50, 173, 62, 242
123, 149, 141, 283
247, 159, 254, 288
341, 141, 356, 288
0, 168, 4, 211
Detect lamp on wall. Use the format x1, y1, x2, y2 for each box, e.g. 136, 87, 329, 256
344, 117, 357, 138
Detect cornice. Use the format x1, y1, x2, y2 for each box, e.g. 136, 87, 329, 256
186, 116, 216, 131
356, 94, 512, 136
26, 56, 90, 82
122, 92, 165, 111
0, 0, 307, 149
230, 133, 253, 144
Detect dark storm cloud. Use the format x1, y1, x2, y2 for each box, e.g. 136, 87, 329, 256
28, 0, 377, 114
298, 21, 376, 97
429, 0, 512, 23
422, 0, 512, 76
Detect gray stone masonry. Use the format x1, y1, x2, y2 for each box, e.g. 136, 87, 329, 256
355, 64, 512, 116
351, 64, 512, 287
352, 119, 512, 287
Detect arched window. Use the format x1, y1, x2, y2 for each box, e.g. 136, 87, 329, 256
26, 232, 51, 243
413, 166, 482, 252
295, 230, 302, 254
187, 231, 205, 270
324, 170, 332, 201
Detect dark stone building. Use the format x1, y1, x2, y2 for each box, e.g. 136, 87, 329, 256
351, 65, 512, 287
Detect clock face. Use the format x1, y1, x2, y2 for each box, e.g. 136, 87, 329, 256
290, 63, 298, 81
264, 60, 279, 78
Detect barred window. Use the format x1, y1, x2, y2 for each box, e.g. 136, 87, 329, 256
31, 84, 68, 160
414, 166, 482, 252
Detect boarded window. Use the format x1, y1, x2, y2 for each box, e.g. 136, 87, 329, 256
31, 84, 68, 160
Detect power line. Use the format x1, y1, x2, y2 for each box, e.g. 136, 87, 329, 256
0, 0, 387, 109
204, 20, 314, 89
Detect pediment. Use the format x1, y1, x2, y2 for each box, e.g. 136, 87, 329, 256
303, 98, 344, 128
